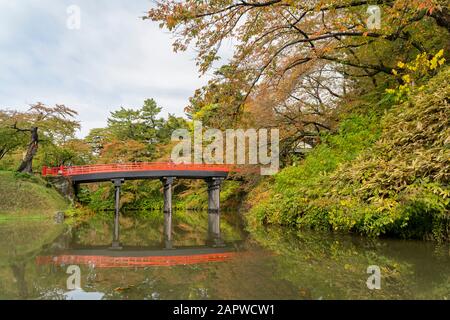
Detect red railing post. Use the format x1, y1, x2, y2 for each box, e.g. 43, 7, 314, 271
42, 166, 47, 176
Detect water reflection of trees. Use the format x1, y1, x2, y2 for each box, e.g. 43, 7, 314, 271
72, 212, 243, 247
0, 219, 65, 299
250, 227, 450, 299
1, 217, 448, 300
0, 213, 249, 300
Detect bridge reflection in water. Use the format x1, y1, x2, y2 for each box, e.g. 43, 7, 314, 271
43, 163, 235, 248
35, 213, 245, 269
36, 246, 241, 268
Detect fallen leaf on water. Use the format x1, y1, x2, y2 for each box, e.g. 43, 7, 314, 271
114, 285, 135, 292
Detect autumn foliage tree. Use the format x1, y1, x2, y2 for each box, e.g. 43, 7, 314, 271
146, 0, 449, 160
0, 103, 79, 174
147, 0, 449, 82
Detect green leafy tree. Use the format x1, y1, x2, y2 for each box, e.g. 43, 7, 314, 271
0, 103, 79, 173
107, 99, 164, 142
0, 111, 27, 160
84, 127, 113, 156
105, 99, 187, 160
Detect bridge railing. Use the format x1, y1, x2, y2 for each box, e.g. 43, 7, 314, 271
42, 162, 233, 177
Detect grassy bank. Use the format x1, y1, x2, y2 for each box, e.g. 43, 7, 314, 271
247, 67, 450, 241
0, 171, 68, 218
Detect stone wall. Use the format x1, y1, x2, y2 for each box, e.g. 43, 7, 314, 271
45, 176, 75, 203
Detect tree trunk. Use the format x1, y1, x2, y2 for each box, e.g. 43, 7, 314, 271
17, 127, 38, 174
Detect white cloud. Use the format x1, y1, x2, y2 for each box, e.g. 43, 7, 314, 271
0, 0, 214, 137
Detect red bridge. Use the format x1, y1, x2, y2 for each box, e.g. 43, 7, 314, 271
42, 162, 233, 249
36, 252, 238, 268
42, 162, 232, 183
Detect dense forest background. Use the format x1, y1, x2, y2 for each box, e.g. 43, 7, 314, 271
1, 0, 449, 240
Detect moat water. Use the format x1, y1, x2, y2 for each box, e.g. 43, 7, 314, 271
0, 210, 448, 299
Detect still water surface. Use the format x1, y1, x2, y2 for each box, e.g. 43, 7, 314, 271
0, 210, 448, 299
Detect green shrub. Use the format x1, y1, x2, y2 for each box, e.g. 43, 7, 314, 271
248, 66, 450, 241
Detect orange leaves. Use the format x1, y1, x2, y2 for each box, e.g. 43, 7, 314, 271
100, 139, 149, 163
417, 0, 435, 13
166, 16, 178, 30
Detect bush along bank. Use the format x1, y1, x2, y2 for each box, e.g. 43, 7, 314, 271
247, 66, 449, 241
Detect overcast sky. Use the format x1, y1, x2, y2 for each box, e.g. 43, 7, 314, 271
0, 0, 229, 137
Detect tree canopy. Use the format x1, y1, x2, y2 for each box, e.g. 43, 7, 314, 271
146, 0, 449, 161
0, 103, 80, 173
87, 99, 188, 163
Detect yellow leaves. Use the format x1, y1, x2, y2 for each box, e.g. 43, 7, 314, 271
415, 51, 428, 61
398, 84, 410, 92
386, 49, 447, 102
430, 50, 446, 70
402, 74, 411, 83
430, 58, 439, 70
282, 0, 298, 5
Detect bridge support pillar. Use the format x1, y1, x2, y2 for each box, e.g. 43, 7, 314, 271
206, 178, 224, 247
161, 177, 175, 249
111, 179, 124, 250
73, 183, 80, 200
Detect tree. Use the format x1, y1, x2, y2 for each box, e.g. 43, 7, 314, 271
0, 111, 27, 160
105, 99, 187, 160
108, 107, 143, 141
4, 103, 79, 174
186, 64, 247, 128
146, 1, 449, 83
107, 99, 164, 142
85, 127, 113, 156
39, 139, 93, 167
158, 114, 189, 142
146, 0, 449, 160
99, 139, 150, 163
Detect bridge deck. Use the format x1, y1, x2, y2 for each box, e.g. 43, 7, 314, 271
36, 247, 239, 267
42, 163, 231, 183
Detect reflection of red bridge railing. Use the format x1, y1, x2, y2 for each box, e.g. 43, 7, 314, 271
42, 163, 233, 177
36, 252, 237, 268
